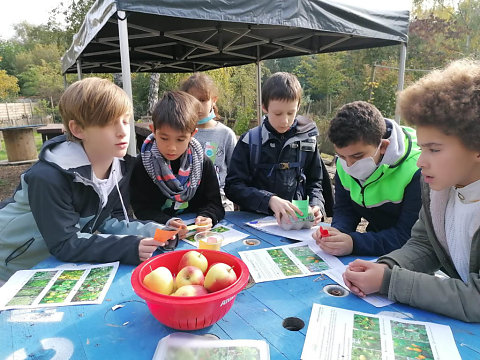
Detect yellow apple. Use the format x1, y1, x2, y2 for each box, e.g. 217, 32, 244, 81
172, 284, 208, 297
204, 263, 237, 292
176, 265, 205, 288
143, 266, 174, 295
178, 251, 208, 273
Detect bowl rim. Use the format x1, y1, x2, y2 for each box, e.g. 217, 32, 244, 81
131, 249, 249, 304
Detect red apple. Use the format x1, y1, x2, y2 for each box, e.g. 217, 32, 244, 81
175, 265, 205, 288
204, 263, 237, 292
143, 266, 174, 295
172, 284, 208, 297
178, 251, 208, 273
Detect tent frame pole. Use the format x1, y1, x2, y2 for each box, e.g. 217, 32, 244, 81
118, 10, 137, 156
395, 42, 407, 124
256, 46, 262, 125
76, 59, 82, 81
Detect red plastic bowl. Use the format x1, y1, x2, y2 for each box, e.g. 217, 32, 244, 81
131, 249, 249, 330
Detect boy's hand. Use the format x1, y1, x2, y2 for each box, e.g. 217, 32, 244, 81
138, 237, 160, 262
195, 216, 213, 232
310, 205, 323, 224
167, 218, 188, 239
314, 227, 353, 256
269, 196, 302, 225
343, 259, 388, 297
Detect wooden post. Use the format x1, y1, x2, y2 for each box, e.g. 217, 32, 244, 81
1, 128, 38, 162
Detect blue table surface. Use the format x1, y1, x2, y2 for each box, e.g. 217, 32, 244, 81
1, 211, 479, 359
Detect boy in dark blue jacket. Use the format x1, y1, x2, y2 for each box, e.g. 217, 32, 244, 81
225, 72, 332, 225
0, 78, 165, 283
313, 101, 421, 256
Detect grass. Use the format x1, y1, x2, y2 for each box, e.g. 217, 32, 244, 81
0, 132, 43, 161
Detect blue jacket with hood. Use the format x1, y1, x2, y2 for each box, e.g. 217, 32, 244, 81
225, 116, 327, 215
0, 135, 163, 282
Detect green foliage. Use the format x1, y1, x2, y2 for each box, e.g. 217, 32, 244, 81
0, 69, 20, 100
18, 60, 64, 102
233, 106, 256, 136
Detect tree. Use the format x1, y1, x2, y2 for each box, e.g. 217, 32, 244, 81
0, 69, 20, 100
19, 60, 63, 101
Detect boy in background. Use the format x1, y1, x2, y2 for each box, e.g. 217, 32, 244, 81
0, 78, 164, 283
225, 72, 332, 225
313, 101, 421, 256
344, 59, 480, 322
130, 91, 224, 239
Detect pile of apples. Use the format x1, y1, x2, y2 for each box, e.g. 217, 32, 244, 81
143, 251, 238, 296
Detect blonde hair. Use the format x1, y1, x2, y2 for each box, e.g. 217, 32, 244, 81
59, 77, 132, 141
398, 59, 480, 150
152, 91, 200, 133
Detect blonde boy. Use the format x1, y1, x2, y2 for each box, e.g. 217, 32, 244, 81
0, 77, 163, 283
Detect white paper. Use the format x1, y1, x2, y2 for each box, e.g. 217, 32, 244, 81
0, 262, 118, 310
323, 266, 394, 307
182, 223, 249, 247
153, 333, 270, 360
245, 215, 330, 242
239, 242, 344, 283
302, 304, 461, 360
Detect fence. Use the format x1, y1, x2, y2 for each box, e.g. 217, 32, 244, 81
0, 101, 47, 128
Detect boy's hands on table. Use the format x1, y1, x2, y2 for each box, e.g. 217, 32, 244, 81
313, 226, 353, 256
269, 196, 302, 225
195, 216, 213, 232
167, 218, 188, 239
310, 205, 323, 224
138, 237, 160, 262
343, 259, 388, 297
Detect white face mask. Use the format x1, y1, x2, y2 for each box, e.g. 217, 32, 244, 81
338, 143, 381, 181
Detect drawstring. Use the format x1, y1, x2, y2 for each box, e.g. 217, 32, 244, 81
112, 168, 130, 227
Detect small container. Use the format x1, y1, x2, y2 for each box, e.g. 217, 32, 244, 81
196, 231, 223, 251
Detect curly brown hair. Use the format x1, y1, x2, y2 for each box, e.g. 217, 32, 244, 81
397, 59, 480, 151
328, 101, 385, 148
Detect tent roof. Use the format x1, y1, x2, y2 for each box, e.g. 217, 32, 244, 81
61, 0, 410, 74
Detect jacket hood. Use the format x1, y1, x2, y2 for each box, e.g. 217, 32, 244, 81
40, 135, 91, 174
379, 119, 407, 167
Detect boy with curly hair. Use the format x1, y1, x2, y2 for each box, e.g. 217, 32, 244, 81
313, 101, 421, 256
344, 59, 480, 322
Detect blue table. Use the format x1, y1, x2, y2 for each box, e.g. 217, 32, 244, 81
1, 211, 479, 359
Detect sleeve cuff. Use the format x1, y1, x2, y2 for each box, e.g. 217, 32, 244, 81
379, 267, 392, 295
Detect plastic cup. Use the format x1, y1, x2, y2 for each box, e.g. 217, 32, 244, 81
195, 231, 223, 251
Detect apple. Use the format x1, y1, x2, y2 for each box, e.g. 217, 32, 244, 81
175, 265, 205, 288
204, 263, 237, 292
143, 266, 174, 295
178, 251, 208, 273
172, 284, 209, 297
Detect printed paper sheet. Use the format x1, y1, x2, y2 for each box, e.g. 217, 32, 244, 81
0, 262, 118, 310
239, 242, 344, 283
301, 304, 461, 360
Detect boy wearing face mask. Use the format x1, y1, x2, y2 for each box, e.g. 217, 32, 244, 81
313, 101, 421, 256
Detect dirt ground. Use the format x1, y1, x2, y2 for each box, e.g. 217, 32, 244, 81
0, 163, 31, 201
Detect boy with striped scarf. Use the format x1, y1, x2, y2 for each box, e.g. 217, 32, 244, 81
130, 91, 224, 239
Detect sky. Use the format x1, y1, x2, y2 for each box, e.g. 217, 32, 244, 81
0, 0, 63, 40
